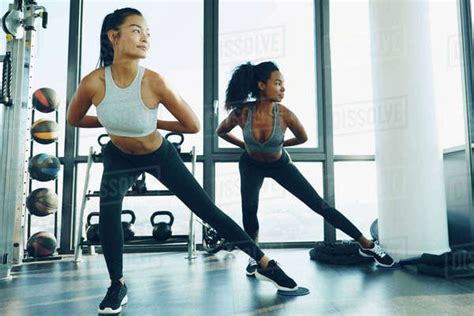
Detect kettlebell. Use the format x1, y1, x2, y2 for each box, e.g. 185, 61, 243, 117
86, 212, 100, 242
151, 211, 174, 241
97, 134, 109, 148
131, 173, 147, 194
93, 134, 110, 162
165, 132, 184, 153
121, 210, 136, 242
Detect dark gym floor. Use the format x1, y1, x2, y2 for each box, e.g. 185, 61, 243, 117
1, 248, 474, 315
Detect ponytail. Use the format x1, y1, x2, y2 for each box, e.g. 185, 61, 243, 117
99, 13, 115, 67
225, 63, 255, 112
224, 61, 280, 112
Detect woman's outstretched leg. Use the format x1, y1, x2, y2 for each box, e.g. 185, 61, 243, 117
145, 140, 299, 290
270, 155, 394, 267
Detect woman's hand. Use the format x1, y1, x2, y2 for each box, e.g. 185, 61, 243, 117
282, 107, 308, 147
216, 110, 245, 149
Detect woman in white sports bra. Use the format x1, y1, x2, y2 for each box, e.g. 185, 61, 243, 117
67, 8, 301, 315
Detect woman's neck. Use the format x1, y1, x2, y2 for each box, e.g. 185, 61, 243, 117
110, 59, 140, 85
254, 99, 274, 115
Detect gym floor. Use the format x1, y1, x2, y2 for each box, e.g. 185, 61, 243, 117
1, 248, 474, 315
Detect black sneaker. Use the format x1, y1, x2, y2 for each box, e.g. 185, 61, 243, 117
246, 260, 258, 277
359, 241, 395, 267
255, 260, 298, 291
98, 281, 128, 314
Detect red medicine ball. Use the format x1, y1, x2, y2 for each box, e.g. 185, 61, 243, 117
32, 87, 60, 113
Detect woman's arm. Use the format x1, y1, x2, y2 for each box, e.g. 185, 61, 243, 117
153, 73, 200, 134
67, 74, 103, 128
282, 107, 308, 147
216, 110, 245, 149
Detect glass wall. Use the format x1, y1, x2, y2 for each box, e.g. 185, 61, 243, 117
217, 0, 318, 149
330, 0, 375, 156
429, 1, 466, 150
431, 1, 471, 246
215, 161, 324, 242
334, 162, 377, 240
330, 0, 466, 155
61, 0, 472, 250
330, 0, 469, 245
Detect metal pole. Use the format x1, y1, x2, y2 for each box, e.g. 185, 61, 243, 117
186, 146, 197, 260
73, 146, 93, 263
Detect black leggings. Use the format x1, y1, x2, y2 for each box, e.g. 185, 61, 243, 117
99, 138, 264, 282
239, 150, 363, 241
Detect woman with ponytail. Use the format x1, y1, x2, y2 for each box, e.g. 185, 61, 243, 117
217, 61, 395, 276
67, 9, 302, 314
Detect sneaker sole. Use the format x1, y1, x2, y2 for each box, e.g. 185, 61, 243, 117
358, 248, 372, 258
254, 271, 298, 292
374, 261, 395, 268
358, 249, 395, 267
246, 263, 258, 277
98, 295, 128, 314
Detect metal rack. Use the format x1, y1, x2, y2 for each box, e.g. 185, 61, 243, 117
0, 0, 49, 279
74, 146, 197, 262
22, 105, 62, 263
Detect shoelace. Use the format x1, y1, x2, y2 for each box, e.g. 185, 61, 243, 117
372, 244, 386, 258
104, 283, 123, 302
268, 261, 284, 275
266, 261, 297, 287
102, 290, 113, 303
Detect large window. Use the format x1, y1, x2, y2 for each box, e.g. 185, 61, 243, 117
330, 0, 467, 154
330, 0, 375, 156
79, 1, 204, 156
429, 1, 466, 150
217, 0, 318, 149
215, 161, 323, 242
334, 162, 377, 240
330, 1, 467, 244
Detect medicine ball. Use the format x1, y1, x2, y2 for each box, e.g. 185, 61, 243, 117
26, 231, 57, 257
26, 188, 58, 217
32, 87, 60, 113
31, 119, 59, 144
28, 153, 61, 181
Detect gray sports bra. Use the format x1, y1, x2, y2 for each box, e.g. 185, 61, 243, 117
243, 103, 284, 154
